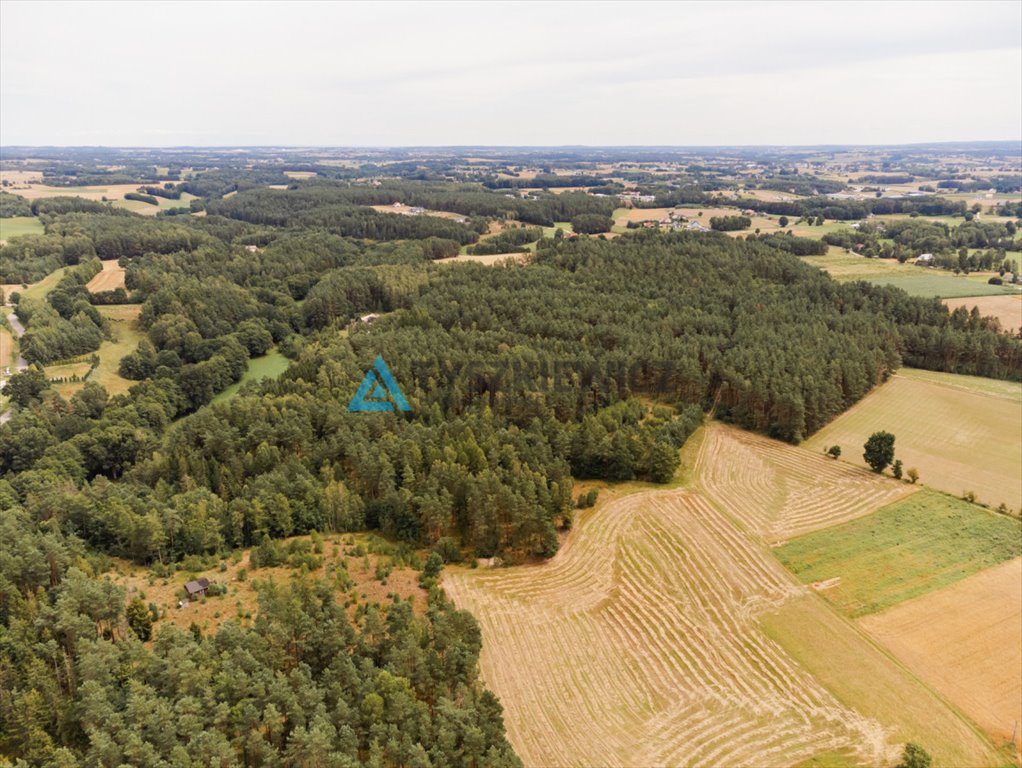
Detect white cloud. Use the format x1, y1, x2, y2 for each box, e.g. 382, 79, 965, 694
2, 0, 1019, 145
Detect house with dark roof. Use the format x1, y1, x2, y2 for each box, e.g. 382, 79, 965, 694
184, 577, 210, 598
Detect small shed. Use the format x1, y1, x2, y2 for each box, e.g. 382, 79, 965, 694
184, 577, 210, 598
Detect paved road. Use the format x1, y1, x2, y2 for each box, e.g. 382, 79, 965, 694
1, 311, 28, 424
6, 312, 28, 371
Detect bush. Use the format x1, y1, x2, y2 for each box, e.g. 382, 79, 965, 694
826, 445, 841, 459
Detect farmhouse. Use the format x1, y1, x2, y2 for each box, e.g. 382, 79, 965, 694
184, 577, 209, 598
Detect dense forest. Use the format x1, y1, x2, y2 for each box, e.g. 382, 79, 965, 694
2, 158, 1021, 765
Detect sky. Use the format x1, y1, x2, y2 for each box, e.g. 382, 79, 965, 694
2, 0, 1020, 147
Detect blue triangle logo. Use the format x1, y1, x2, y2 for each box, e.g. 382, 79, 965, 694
348, 355, 412, 412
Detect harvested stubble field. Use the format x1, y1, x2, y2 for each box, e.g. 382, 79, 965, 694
444, 423, 1008, 767
860, 557, 1022, 746
694, 424, 915, 542
445, 488, 899, 768
85, 259, 126, 293
944, 294, 1022, 333
804, 368, 1022, 510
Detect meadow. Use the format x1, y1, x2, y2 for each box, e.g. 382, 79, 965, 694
0, 215, 44, 242
800, 249, 1018, 298
804, 368, 1022, 510
210, 349, 290, 403
774, 490, 1022, 617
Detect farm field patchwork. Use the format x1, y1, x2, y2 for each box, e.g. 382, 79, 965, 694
944, 294, 1022, 333
694, 423, 915, 541
859, 557, 1022, 745
445, 488, 900, 767
804, 368, 1022, 510
774, 490, 1022, 617
760, 594, 1003, 768
445, 478, 1004, 768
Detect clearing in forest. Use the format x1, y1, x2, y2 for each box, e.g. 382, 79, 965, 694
859, 557, 1022, 746
85, 260, 126, 293
694, 423, 915, 541
804, 368, 1022, 510
774, 490, 1022, 617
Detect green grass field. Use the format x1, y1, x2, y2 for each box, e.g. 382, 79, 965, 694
89, 306, 146, 396
866, 273, 1018, 298
10, 266, 72, 302
800, 249, 1018, 298
211, 349, 290, 403
775, 490, 1022, 617
0, 216, 44, 241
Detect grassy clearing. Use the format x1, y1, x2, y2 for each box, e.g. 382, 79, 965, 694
107, 531, 428, 640
541, 221, 574, 238
761, 594, 1003, 768
2, 266, 72, 304
0, 216, 44, 242
805, 368, 1022, 510
775, 490, 1022, 617
211, 349, 290, 403
89, 305, 145, 396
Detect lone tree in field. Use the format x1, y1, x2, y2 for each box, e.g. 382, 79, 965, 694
827, 445, 841, 459
863, 431, 896, 473
907, 467, 919, 484
892, 459, 903, 480
896, 742, 932, 768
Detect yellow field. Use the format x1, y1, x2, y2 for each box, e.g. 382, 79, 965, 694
860, 558, 1022, 747
804, 369, 1022, 511
446, 488, 904, 767
445, 472, 1002, 767
85, 260, 126, 293
695, 424, 916, 542
434, 252, 528, 266
944, 294, 1022, 333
